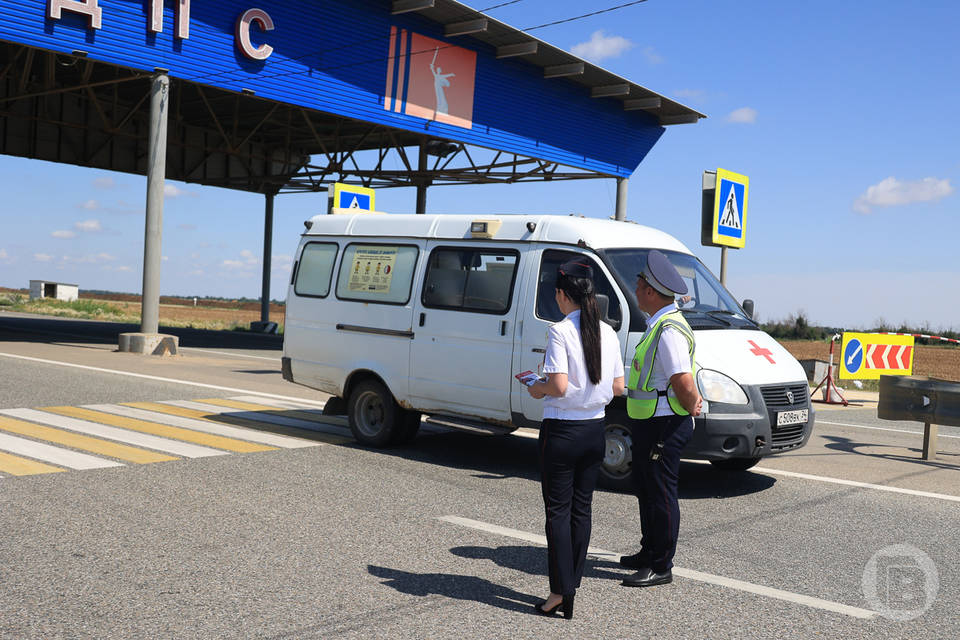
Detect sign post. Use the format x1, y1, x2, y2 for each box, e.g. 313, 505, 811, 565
701, 168, 750, 285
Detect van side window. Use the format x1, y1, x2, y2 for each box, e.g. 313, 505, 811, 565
294, 243, 339, 297
422, 248, 519, 314
536, 250, 622, 328
336, 244, 419, 305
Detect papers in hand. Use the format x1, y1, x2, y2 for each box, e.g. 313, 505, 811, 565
515, 370, 543, 386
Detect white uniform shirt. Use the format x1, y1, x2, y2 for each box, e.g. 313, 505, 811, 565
640, 303, 693, 417
542, 310, 624, 420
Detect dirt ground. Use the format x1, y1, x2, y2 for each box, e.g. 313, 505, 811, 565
779, 339, 959, 382
106, 300, 285, 328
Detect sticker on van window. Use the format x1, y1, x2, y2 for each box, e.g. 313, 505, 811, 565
348, 247, 398, 292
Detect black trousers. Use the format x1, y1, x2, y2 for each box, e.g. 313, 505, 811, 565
629, 414, 694, 573
538, 417, 605, 596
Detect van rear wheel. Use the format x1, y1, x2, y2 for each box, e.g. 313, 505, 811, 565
348, 379, 401, 447
599, 408, 633, 492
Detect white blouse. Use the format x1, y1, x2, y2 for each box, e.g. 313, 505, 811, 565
542, 310, 624, 420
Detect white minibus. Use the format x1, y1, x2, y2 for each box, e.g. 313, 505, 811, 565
282, 213, 813, 488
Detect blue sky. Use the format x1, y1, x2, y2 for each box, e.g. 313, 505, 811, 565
1, 0, 958, 330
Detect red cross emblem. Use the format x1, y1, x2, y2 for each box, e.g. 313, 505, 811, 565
748, 340, 776, 364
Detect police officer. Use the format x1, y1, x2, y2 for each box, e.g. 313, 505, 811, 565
620, 250, 702, 588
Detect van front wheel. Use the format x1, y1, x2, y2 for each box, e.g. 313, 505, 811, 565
348, 380, 401, 447
599, 409, 634, 492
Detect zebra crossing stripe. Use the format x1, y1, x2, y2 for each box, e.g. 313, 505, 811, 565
0, 414, 176, 464
2, 408, 227, 459
0, 450, 65, 476
167, 400, 352, 438
160, 400, 351, 444
40, 406, 276, 454
0, 432, 122, 470
87, 404, 322, 449
198, 397, 348, 428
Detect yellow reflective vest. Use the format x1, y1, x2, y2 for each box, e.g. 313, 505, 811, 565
626, 309, 696, 420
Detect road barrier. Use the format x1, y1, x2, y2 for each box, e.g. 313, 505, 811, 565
878, 375, 960, 460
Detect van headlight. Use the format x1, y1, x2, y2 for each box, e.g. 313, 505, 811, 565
697, 369, 748, 405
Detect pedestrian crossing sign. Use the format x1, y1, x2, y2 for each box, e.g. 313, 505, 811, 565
330, 183, 376, 212
709, 168, 749, 249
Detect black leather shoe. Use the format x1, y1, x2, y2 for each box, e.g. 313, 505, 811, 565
619, 552, 648, 570
622, 567, 673, 587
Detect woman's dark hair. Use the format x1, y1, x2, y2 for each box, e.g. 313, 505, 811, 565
556, 272, 602, 384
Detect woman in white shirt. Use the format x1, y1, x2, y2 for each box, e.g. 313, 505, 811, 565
526, 259, 625, 619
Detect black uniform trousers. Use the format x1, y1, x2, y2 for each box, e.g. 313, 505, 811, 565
538, 417, 605, 596
629, 414, 694, 573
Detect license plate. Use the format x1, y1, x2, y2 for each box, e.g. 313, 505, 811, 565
776, 409, 808, 426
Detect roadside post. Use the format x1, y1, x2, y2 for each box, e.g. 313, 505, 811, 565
701, 168, 749, 285
878, 376, 960, 460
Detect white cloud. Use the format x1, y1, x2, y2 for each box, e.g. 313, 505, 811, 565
34, 253, 54, 263
75, 219, 102, 233
78, 199, 99, 210
571, 30, 633, 62
853, 176, 954, 214
673, 88, 705, 101
726, 107, 758, 124
222, 259, 245, 270
65, 253, 116, 264
51, 230, 77, 239
116, 266, 132, 273
93, 177, 116, 190
641, 46, 663, 65
164, 184, 192, 198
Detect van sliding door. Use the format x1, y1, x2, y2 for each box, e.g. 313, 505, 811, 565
409, 243, 525, 421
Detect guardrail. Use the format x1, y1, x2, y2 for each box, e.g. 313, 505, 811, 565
878, 375, 960, 460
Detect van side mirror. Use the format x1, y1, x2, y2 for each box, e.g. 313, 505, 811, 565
742, 299, 755, 320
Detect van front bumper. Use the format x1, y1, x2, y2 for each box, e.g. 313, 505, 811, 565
684, 382, 814, 460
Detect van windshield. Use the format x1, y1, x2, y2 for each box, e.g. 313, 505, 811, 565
603, 249, 756, 330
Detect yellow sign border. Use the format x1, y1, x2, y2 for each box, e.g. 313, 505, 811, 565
839, 332, 915, 380
711, 168, 749, 249
332, 182, 376, 211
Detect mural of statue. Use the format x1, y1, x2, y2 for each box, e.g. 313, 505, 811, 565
429, 47, 456, 115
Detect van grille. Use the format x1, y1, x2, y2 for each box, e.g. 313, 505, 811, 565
761, 384, 809, 409
761, 383, 810, 450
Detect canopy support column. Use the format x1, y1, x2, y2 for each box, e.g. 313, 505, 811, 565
119, 71, 178, 355
416, 140, 428, 214
615, 177, 628, 221
260, 192, 275, 324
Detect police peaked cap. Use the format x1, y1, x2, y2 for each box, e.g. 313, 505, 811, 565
639, 250, 687, 296
558, 259, 594, 280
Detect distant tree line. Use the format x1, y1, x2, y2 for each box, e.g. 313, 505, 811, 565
761, 311, 959, 345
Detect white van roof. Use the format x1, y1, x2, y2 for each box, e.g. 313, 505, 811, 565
302, 213, 693, 254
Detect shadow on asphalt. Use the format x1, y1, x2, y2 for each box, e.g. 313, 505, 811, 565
449, 545, 628, 583
822, 434, 960, 469
0, 314, 282, 350
367, 564, 540, 614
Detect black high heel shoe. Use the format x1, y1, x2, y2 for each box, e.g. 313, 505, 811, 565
535, 598, 562, 616
534, 594, 575, 619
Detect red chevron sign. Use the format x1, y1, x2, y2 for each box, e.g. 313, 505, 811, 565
865, 344, 913, 369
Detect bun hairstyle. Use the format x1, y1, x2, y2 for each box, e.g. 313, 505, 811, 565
557, 261, 602, 385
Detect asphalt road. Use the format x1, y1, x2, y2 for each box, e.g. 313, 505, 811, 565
0, 313, 957, 639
